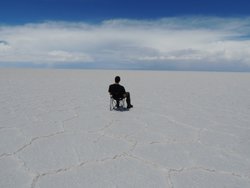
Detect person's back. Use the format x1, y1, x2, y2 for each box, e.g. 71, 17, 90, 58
109, 83, 125, 100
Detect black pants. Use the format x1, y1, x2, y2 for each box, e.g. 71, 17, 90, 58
125, 92, 132, 106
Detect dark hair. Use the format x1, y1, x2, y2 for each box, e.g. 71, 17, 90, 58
115, 76, 120, 83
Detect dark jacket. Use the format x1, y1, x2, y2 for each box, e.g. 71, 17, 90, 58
108, 83, 126, 99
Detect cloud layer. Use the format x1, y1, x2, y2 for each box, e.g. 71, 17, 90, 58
1, 17, 250, 71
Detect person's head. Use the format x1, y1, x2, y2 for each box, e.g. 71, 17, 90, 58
115, 76, 120, 83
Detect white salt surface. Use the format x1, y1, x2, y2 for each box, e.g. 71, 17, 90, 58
0, 69, 250, 188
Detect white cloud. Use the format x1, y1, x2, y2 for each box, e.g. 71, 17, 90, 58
1, 17, 250, 70
47, 50, 94, 62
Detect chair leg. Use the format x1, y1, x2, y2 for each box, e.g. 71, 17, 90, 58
110, 98, 116, 111
116, 100, 120, 108
121, 99, 125, 108
110, 98, 126, 111
110, 98, 113, 111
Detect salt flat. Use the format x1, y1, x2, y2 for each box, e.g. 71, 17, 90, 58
0, 69, 250, 188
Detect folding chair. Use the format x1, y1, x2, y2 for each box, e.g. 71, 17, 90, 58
110, 96, 125, 111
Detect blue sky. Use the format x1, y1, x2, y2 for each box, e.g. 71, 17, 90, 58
1, 0, 250, 71
1, 0, 250, 24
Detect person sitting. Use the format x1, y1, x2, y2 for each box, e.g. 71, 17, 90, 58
108, 76, 133, 109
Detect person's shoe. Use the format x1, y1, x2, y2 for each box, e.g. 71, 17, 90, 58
127, 104, 133, 109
